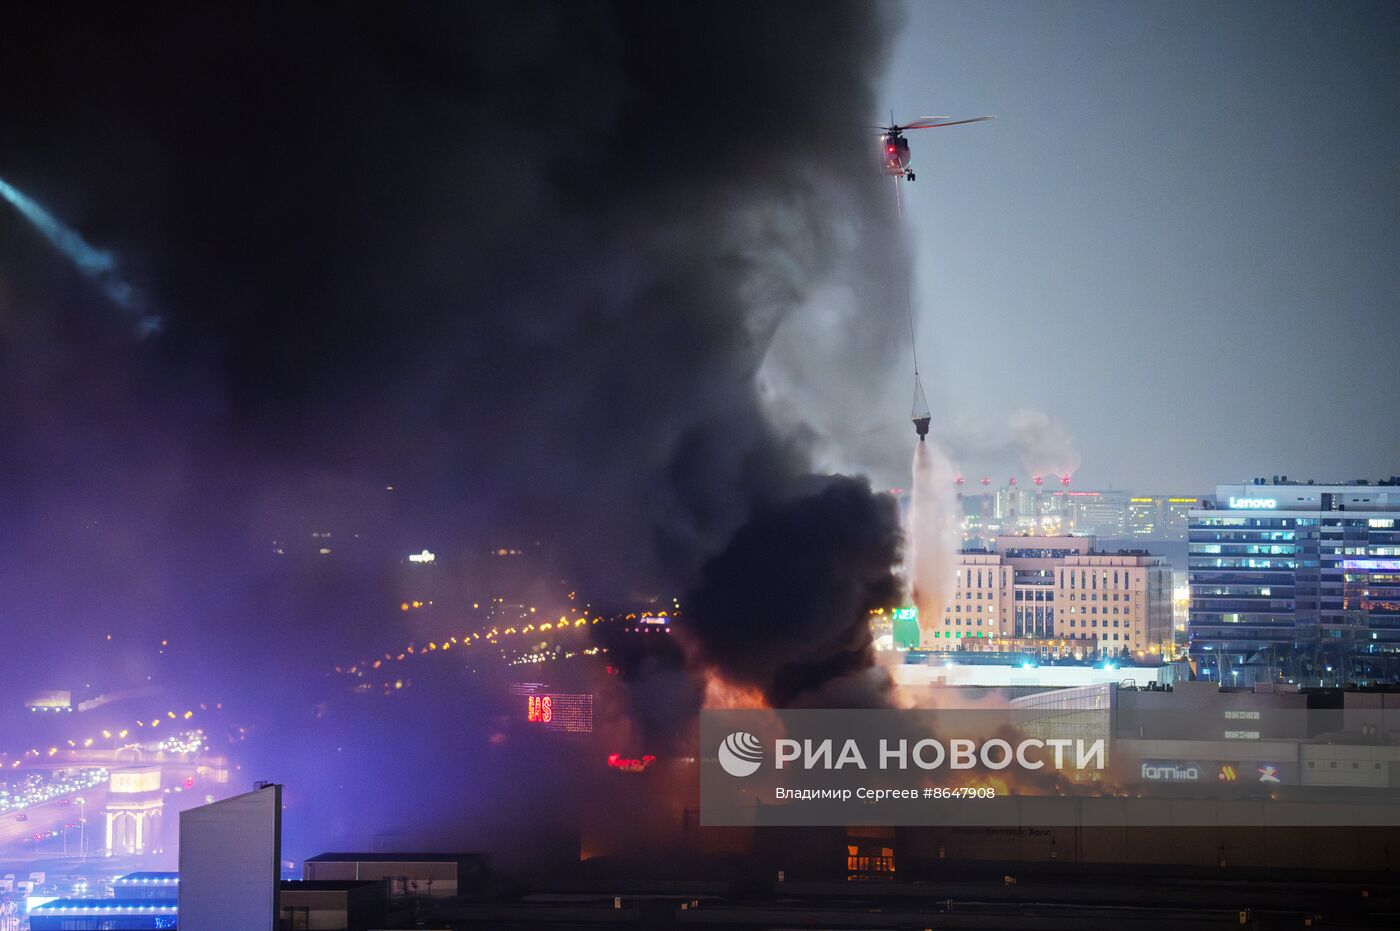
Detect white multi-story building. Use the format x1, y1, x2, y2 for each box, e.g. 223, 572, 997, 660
927, 535, 1173, 660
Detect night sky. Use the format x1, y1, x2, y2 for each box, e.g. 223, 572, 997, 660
880, 0, 1399, 490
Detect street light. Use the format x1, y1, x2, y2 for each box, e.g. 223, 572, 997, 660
76, 796, 86, 861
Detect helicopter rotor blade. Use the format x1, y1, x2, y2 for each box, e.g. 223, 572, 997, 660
902, 116, 996, 130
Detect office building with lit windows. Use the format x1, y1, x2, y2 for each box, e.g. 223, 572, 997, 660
961, 489, 1203, 544
1062, 491, 1130, 536
1188, 478, 1400, 686
1126, 495, 1204, 540
929, 535, 1174, 660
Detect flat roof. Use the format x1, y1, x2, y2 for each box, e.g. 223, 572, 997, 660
32, 898, 178, 913
307, 851, 482, 862
116, 871, 179, 883
282, 879, 381, 891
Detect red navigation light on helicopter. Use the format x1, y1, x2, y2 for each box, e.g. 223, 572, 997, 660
874, 114, 994, 181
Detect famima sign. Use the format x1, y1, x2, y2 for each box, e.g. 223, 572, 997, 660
1141, 761, 1202, 781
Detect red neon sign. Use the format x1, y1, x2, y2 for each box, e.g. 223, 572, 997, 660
526, 695, 553, 723
607, 753, 656, 773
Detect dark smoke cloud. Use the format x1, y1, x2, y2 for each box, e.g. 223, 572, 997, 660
687, 476, 902, 708
2, 1, 903, 651
0, 1, 905, 848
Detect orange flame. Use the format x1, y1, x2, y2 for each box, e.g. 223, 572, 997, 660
703, 674, 768, 710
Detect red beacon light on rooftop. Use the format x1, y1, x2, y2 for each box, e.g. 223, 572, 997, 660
1008, 477, 1018, 486
1033, 475, 1044, 486
954, 475, 965, 486
980, 477, 991, 487
1060, 474, 1072, 486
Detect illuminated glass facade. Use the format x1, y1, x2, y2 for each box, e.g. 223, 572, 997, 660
1189, 481, 1400, 685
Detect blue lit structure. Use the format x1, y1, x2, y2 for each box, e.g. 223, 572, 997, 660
29, 899, 177, 930
114, 871, 180, 900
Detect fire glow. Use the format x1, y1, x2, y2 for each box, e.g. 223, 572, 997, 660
703, 675, 768, 710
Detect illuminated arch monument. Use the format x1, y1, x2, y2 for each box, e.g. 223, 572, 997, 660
104, 766, 164, 856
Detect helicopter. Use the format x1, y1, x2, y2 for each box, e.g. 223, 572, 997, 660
889, 111, 995, 445
877, 115, 994, 181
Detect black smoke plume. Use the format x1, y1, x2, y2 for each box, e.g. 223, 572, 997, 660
0, 1, 906, 852
687, 475, 902, 708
